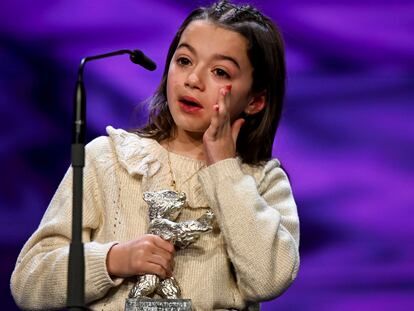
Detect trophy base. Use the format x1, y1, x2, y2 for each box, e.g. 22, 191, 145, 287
125, 298, 192, 311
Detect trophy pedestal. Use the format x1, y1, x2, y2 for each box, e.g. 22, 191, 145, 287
125, 298, 192, 311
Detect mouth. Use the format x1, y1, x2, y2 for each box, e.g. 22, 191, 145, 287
178, 96, 203, 112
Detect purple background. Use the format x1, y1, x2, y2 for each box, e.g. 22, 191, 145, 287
1, 0, 413, 310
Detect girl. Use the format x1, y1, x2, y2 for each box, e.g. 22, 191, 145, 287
11, 1, 300, 310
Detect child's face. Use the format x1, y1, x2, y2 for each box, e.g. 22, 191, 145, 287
166, 20, 256, 135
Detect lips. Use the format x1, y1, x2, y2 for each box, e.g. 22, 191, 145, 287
178, 95, 203, 113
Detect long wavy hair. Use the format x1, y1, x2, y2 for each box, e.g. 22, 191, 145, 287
136, 0, 286, 165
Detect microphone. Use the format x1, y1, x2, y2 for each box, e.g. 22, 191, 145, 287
77, 49, 157, 80
68, 48, 156, 310
130, 50, 157, 71
73, 49, 156, 144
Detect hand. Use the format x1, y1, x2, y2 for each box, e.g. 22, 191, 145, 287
203, 85, 245, 166
106, 234, 175, 279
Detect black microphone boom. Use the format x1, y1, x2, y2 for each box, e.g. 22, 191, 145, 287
67, 49, 156, 310
130, 50, 157, 71
77, 49, 156, 81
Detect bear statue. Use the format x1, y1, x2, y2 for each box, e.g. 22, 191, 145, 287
129, 190, 215, 299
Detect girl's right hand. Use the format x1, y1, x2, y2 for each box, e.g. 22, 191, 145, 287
203, 85, 245, 166
106, 234, 175, 279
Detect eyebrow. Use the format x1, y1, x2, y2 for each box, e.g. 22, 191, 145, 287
177, 42, 241, 69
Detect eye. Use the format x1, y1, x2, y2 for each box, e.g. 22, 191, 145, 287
176, 56, 191, 66
213, 68, 231, 79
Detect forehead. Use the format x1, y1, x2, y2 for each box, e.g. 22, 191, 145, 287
178, 20, 250, 65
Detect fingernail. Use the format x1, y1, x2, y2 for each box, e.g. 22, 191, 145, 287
220, 88, 227, 96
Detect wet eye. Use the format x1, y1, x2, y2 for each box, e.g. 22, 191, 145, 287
176, 57, 191, 66
213, 68, 230, 79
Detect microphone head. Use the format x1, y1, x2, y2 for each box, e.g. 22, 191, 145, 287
130, 50, 157, 71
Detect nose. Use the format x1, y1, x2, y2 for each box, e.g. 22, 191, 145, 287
184, 67, 204, 91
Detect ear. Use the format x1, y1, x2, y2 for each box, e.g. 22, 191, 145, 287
244, 91, 266, 115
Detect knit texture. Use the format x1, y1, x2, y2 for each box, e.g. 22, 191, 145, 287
11, 126, 300, 310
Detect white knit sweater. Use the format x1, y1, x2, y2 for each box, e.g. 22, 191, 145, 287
11, 126, 300, 310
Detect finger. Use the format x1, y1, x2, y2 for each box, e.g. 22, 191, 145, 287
224, 84, 232, 111
144, 262, 168, 279
149, 235, 175, 254
151, 246, 173, 264
207, 86, 230, 139
231, 118, 245, 143
218, 87, 229, 115
148, 254, 172, 274
218, 88, 230, 122
211, 103, 221, 130
171, 257, 175, 271
205, 104, 220, 139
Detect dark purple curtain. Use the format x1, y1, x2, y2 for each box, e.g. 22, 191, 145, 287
1, 1, 413, 309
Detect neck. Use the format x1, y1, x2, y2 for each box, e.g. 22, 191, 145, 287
162, 128, 205, 161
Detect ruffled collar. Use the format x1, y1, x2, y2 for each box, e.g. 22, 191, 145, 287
106, 126, 270, 182
106, 126, 162, 177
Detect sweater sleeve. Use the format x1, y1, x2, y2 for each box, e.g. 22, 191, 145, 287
10, 138, 123, 310
198, 158, 300, 302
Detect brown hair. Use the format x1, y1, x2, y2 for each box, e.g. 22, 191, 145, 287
136, 0, 286, 164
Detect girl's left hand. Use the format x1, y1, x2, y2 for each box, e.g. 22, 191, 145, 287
203, 85, 245, 166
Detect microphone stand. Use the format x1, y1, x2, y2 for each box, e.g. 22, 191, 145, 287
67, 49, 156, 310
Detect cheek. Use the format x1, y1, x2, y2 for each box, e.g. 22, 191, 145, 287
166, 79, 173, 101
229, 77, 254, 114
229, 91, 251, 117
166, 72, 178, 102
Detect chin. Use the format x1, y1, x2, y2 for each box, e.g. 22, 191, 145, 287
181, 126, 208, 135
172, 116, 209, 135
